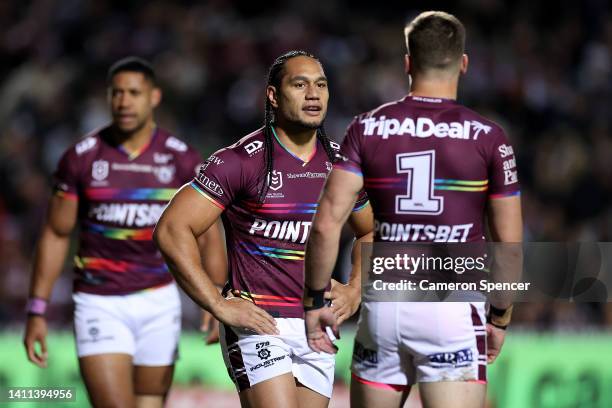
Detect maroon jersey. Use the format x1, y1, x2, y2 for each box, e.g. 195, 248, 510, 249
54, 126, 202, 295
191, 128, 368, 318
336, 95, 519, 243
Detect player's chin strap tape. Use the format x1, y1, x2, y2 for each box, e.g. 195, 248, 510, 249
303, 286, 326, 311
487, 305, 513, 330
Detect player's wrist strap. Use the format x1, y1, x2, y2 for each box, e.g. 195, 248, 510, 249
303, 286, 326, 311
26, 297, 48, 316
487, 305, 513, 330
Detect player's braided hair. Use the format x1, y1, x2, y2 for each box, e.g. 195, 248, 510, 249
258, 50, 337, 203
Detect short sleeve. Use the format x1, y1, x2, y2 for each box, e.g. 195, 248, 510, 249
190, 148, 242, 210
488, 128, 520, 198
53, 148, 80, 201
334, 117, 363, 176
177, 146, 203, 183
352, 189, 369, 212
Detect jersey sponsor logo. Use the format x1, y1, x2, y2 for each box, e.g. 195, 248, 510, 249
249, 355, 286, 372
504, 169, 518, 185
208, 155, 224, 166
353, 341, 378, 366
197, 173, 224, 197
428, 348, 474, 367
89, 203, 166, 227
268, 170, 283, 191
165, 136, 188, 152
75, 137, 97, 155
329, 140, 340, 150
92, 160, 109, 181
498, 144, 514, 158
249, 218, 312, 244
153, 152, 173, 164
286, 171, 327, 179
244, 140, 264, 155
256, 341, 271, 360
361, 116, 492, 140
109, 162, 176, 183
375, 221, 473, 243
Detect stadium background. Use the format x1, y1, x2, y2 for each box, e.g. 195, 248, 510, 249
1, 0, 612, 406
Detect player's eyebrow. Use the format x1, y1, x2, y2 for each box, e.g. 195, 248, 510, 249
290, 75, 328, 83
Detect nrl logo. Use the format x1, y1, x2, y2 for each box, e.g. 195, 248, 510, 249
268, 170, 283, 191
92, 160, 109, 181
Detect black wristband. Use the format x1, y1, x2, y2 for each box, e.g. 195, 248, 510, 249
487, 305, 512, 330
303, 286, 326, 311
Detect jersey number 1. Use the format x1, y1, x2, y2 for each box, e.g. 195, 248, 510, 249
395, 150, 444, 215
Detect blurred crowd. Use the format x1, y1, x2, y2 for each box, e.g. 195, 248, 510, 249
1, 0, 612, 329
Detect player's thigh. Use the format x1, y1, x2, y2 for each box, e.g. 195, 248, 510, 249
79, 353, 134, 408
350, 374, 410, 408
419, 381, 486, 408
239, 372, 299, 408
220, 323, 293, 392
296, 380, 329, 408
132, 284, 181, 368
134, 365, 175, 396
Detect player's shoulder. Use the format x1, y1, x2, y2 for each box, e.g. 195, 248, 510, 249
64, 126, 108, 160
457, 104, 505, 134
156, 128, 199, 155
216, 127, 266, 162
354, 98, 407, 123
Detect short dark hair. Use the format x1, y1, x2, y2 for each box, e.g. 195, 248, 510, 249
107, 56, 156, 85
404, 11, 465, 74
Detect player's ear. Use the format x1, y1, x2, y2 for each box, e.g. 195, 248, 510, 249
460, 54, 469, 75
266, 85, 279, 109
404, 54, 411, 75
151, 87, 162, 108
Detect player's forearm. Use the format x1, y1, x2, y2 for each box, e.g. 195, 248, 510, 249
489, 244, 523, 310
29, 225, 71, 299
305, 219, 343, 290
348, 231, 373, 288
154, 221, 224, 313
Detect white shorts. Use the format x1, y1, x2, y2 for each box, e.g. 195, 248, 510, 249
220, 318, 335, 398
73, 283, 181, 366
351, 302, 486, 389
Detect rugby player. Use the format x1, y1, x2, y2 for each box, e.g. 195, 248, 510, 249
303, 12, 523, 408
154, 50, 372, 408
23, 57, 226, 408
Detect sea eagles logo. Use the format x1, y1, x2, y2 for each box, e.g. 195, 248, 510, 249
269, 170, 283, 191
155, 165, 175, 184
92, 160, 109, 181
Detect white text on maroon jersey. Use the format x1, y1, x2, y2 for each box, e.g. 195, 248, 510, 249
361, 116, 492, 140
375, 220, 473, 242
89, 203, 166, 227
249, 218, 312, 244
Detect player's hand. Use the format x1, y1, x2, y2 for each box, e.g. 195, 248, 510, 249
325, 279, 361, 325
485, 323, 506, 364
213, 297, 279, 336
24, 316, 48, 368
305, 307, 338, 354
200, 309, 221, 344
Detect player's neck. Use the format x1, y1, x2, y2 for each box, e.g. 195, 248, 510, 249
272, 124, 318, 162
409, 77, 459, 100
112, 120, 156, 155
